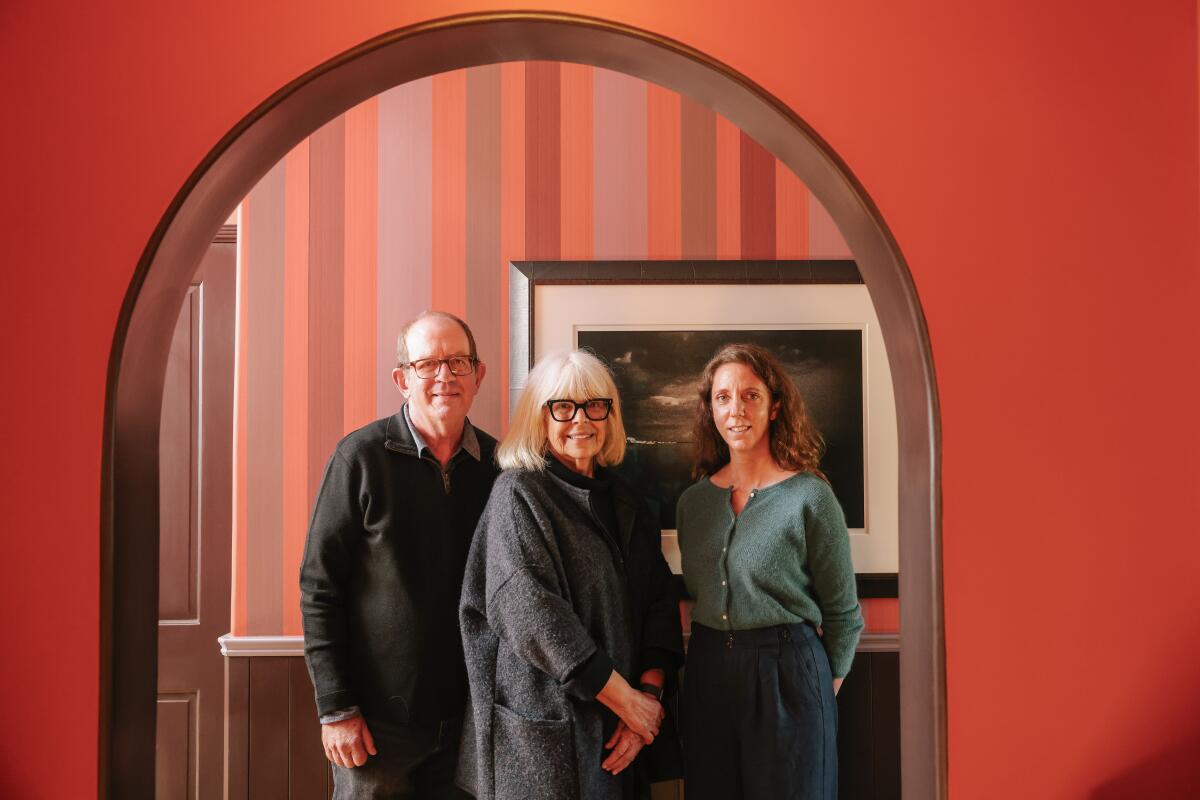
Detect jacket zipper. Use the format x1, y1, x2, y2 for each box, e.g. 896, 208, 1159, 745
422, 456, 453, 494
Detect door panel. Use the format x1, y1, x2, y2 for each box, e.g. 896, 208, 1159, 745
155, 693, 196, 800
157, 241, 236, 799
248, 659, 292, 799
159, 289, 199, 622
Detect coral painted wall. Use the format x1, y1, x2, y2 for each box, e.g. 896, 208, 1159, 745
232, 62, 854, 637
1, 2, 1197, 798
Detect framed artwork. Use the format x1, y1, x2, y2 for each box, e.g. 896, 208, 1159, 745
577, 327, 864, 530
509, 261, 899, 580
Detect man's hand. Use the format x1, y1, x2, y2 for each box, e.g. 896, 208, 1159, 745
321, 716, 377, 768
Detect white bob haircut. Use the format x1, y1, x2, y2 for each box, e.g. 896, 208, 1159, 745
497, 349, 627, 471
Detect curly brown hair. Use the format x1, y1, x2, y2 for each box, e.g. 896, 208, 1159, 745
690, 343, 828, 482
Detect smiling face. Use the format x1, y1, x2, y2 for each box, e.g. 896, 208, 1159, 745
392, 315, 485, 432
710, 361, 778, 457
545, 398, 609, 475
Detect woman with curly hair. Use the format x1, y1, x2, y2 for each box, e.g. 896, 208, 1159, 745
676, 343, 862, 800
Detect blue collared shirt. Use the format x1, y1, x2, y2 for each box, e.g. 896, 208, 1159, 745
403, 403, 481, 463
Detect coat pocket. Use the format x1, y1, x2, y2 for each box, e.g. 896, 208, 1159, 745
492, 703, 577, 800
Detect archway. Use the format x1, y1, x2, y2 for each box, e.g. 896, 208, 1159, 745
101, 12, 943, 797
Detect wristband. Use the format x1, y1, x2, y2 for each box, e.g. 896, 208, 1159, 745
639, 682, 664, 701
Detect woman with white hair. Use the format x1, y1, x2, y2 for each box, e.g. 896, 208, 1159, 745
457, 350, 683, 800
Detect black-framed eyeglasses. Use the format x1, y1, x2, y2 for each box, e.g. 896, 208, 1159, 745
403, 355, 477, 379
545, 398, 613, 422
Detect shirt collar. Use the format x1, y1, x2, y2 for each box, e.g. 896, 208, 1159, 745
402, 403, 481, 462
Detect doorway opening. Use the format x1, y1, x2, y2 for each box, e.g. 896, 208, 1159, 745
102, 12, 943, 798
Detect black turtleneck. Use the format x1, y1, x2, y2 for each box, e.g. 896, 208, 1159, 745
546, 456, 622, 557
546, 455, 679, 705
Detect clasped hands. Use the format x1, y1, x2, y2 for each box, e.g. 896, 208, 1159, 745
597, 670, 665, 776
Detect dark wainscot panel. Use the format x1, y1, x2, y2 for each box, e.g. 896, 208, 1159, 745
225, 653, 332, 800
223, 642, 898, 799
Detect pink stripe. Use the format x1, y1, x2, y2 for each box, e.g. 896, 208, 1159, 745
680, 97, 716, 259
499, 62, 526, 430
343, 97, 379, 434
433, 70, 467, 317
307, 116, 345, 511
647, 83, 682, 259
861, 598, 899, 632
281, 139, 309, 637
525, 61, 561, 260
377, 78, 433, 416
714, 114, 741, 258
740, 132, 776, 259
243, 159, 285, 636
559, 62, 593, 260
465, 64, 503, 435
233, 203, 249, 634
775, 159, 809, 258
593, 68, 647, 259
808, 189, 853, 258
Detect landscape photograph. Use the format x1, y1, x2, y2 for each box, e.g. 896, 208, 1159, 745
577, 328, 865, 530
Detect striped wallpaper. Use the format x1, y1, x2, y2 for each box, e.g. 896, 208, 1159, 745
232, 62, 857, 636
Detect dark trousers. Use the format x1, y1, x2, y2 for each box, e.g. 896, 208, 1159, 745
332, 716, 472, 800
682, 622, 838, 800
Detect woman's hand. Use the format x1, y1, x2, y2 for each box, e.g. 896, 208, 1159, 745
597, 670, 665, 743
816, 627, 846, 696
602, 720, 646, 774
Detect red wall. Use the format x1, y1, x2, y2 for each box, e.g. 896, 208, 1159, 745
1, 2, 1197, 797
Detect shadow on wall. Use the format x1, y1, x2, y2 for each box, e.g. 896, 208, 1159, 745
1090, 707, 1200, 798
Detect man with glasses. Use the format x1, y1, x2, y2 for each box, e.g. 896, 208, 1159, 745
301, 311, 499, 799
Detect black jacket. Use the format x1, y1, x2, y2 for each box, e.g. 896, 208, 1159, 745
300, 409, 499, 725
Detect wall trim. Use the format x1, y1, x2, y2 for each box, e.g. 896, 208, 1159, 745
218, 631, 900, 657
218, 634, 305, 657
858, 632, 901, 653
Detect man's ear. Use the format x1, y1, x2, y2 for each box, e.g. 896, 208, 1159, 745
392, 367, 411, 398
473, 361, 487, 389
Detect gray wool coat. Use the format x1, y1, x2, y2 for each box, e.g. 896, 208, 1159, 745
456, 466, 683, 800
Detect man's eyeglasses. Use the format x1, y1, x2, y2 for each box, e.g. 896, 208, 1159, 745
402, 356, 477, 379
545, 398, 613, 422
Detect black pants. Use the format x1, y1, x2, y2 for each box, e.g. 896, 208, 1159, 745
332, 716, 472, 800
682, 622, 838, 800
